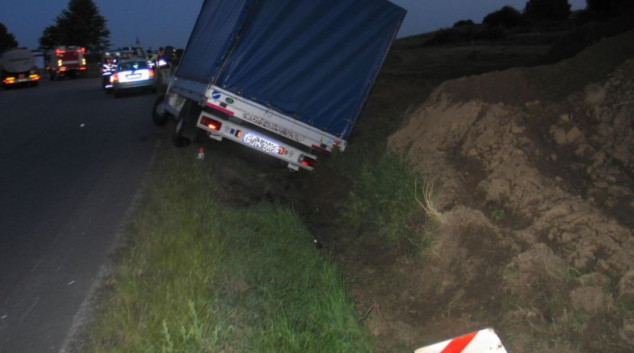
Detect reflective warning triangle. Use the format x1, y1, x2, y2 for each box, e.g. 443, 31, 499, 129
415, 328, 507, 353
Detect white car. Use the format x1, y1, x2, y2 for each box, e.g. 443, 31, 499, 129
110, 59, 156, 97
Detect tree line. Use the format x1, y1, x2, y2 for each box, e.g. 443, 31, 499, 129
2, 0, 633, 53
477, 0, 632, 29
1, 0, 109, 53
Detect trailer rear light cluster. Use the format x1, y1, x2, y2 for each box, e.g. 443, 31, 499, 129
300, 155, 317, 168
200, 116, 222, 131
311, 144, 331, 155
230, 129, 243, 138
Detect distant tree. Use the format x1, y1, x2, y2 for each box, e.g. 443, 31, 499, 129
483, 6, 528, 28
0, 23, 19, 52
524, 0, 571, 21
453, 19, 475, 28
38, 0, 110, 52
587, 0, 634, 15
39, 25, 60, 50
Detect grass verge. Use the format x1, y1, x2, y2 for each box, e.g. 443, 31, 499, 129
86, 144, 373, 353
340, 151, 436, 252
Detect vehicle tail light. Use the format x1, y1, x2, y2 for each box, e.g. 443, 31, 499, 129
311, 144, 331, 155
200, 116, 222, 131
149, 70, 155, 78
3, 77, 16, 84
29, 74, 40, 80
300, 155, 317, 168
111, 73, 118, 82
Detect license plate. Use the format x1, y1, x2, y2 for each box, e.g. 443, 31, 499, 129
126, 74, 141, 79
18, 74, 25, 79
243, 133, 280, 154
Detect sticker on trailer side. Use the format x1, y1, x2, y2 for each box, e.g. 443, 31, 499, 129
240, 111, 306, 143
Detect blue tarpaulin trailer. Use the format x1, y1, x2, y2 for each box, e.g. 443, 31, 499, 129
157, 0, 406, 171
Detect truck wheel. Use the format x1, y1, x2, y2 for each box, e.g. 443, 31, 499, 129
152, 95, 169, 126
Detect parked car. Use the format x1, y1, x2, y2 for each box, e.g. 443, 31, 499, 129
110, 59, 155, 97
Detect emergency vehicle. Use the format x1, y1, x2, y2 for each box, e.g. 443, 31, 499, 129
46, 46, 87, 80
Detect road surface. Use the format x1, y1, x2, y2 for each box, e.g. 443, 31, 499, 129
0, 78, 160, 352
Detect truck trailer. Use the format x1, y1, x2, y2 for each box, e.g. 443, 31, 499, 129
0, 48, 41, 88
154, 0, 406, 171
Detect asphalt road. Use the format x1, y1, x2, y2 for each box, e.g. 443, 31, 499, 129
0, 78, 160, 352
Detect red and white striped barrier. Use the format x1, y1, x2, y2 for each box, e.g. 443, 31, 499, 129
415, 328, 507, 353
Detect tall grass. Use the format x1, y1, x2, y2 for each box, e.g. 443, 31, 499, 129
341, 152, 434, 250
87, 146, 373, 352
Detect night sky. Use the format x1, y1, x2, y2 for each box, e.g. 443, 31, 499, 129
1, 0, 586, 51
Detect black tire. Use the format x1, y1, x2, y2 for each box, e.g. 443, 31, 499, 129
152, 94, 169, 127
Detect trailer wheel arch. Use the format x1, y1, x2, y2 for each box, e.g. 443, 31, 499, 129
172, 99, 202, 148
152, 94, 170, 126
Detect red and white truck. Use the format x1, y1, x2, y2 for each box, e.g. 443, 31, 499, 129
46, 46, 87, 80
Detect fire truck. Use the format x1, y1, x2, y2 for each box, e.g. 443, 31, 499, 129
46, 46, 87, 80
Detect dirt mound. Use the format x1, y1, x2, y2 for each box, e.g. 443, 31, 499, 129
388, 30, 634, 352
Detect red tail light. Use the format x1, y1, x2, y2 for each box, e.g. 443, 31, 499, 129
311, 144, 331, 155
300, 155, 317, 168
111, 73, 118, 82
200, 116, 222, 131
149, 70, 155, 78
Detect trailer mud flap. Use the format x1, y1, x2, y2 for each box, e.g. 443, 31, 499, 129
179, 100, 203, 141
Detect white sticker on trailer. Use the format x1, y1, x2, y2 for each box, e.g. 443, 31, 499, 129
241, 111, 306, 142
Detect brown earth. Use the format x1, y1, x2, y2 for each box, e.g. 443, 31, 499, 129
207, 27, 634, 352
296, 30, 634, 352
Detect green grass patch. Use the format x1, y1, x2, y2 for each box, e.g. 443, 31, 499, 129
340, 152, 431, 250
86, 145, 373, 353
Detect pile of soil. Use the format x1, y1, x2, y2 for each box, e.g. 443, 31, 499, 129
386, 30, 634, 352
